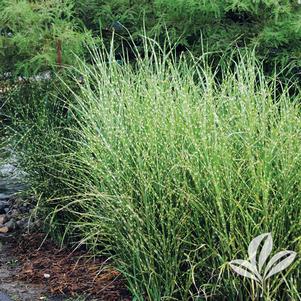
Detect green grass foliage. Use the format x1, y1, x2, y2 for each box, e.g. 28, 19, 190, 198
6, 45, 301, 300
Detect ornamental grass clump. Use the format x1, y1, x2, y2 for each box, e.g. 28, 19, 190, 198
49, 45, 300, 300
7, 41, 301, 300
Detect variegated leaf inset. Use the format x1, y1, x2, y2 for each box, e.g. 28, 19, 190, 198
229, 259, 262, 282
258, 233, 273, 273
248, 233, 272, 269
264, 250, 297, 280
230, 233, 297, 285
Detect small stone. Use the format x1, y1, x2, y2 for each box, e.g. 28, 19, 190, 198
20, 206, 28, 214
0, 291, 13, 301
4, 219, 16, 231
0, 226, 9, 233
10, 209, 18, 218
0, 200, 9, 208
0, 200, 9, 214
0, 214, 5, 225
16, 219, 27, 229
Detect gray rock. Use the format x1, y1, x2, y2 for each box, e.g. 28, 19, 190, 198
0, 214, 7, 225
0, 201, 9, 214
16, 219, 27, 229
19, 206, 28, 214
10, 209, 18, 218
0, 194, 11, 201
0, 200, 9, 210
0, 291, 13, 301
4, 219, 16, 231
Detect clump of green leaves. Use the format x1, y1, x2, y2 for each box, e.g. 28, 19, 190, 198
0, 0, 92, 76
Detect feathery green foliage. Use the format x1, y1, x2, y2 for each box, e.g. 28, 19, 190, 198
1, 0, 300, 76
0, 0, 91, 76
76, 0, 301, 71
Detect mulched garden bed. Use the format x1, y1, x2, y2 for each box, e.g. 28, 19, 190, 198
11, 233, 130, 300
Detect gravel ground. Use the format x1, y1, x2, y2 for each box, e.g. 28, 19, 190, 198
0, 155, 84, 301
0, 151, 129, 301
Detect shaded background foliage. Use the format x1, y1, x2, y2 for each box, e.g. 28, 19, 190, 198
0, 0, 300, 76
